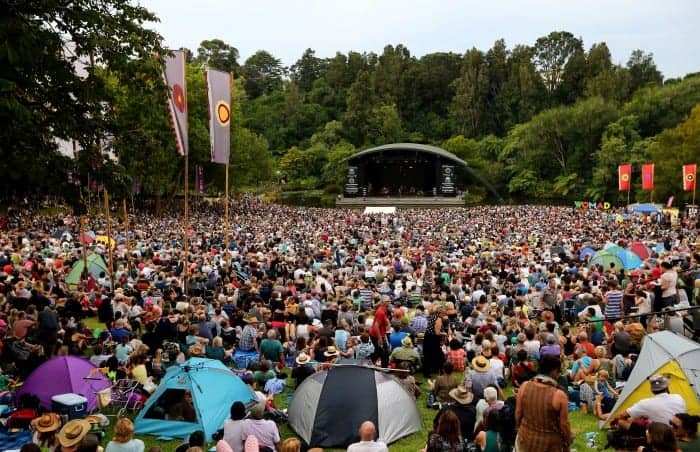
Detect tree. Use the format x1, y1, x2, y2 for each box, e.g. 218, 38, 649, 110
499, 45, 546, 128
242, 50, 285, 98
627, 50, 663, 93
343, 70, 377, 145
290, 48, 325, 92
533, 31, 584, 93
0, 0, 164, 195
366, 103, 406, 145
450, 48, 488, 137
194, 39, 240, 73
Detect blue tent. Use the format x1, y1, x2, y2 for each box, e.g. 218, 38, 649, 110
579, 247, 597, 260
134, 358, 255, 440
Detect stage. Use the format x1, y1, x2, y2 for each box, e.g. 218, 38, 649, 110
335, 196, 466, 209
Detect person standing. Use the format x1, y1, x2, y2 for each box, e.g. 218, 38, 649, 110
515, 355, 572, 452
659, 262, 679, 309
423, 306, 446, 377
369, 297, 390, 368
604, 280, 624, 321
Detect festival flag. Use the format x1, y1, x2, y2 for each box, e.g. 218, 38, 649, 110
683, 164, 696, 191
618, 164, 632, 191
205, 69, 232, 164
163, 50, 188, 155
641, 163, 654, 191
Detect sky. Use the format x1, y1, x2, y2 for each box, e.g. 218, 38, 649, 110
141, 0, 699, 79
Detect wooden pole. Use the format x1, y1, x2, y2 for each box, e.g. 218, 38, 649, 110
104, 189, 115, 292
184, 153, 189, 296
224, 163, 230, 267
80, 216, 88, 290
123, 199, 131, 276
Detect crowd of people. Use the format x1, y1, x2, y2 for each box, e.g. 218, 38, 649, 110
1, 195, 700, 452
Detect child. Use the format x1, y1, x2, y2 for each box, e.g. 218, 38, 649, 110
355, 333, 375, 364
341, 337, 357, 359
593, 369, 618, 420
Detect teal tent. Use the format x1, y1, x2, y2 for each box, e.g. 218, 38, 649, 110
65, 254, 109, 288
134, 358, 256, 440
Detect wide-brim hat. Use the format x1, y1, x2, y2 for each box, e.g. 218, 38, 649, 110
401, 336, 413, 347
471, 355, 491, 372
296, 352, 311, 365
243, 316, 258, 324
449, 385, 474, 405
85, 413, 109, 427
58, 419, 91, 448
34, 413, 61, 433
324, 346, 339, 357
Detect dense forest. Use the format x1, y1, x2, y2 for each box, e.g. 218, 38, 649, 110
2, 1, 700, 207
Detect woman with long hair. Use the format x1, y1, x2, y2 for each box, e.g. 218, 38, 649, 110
638, 422, 680, 452
427, 410, 465, 452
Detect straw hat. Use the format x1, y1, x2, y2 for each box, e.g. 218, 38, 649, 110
242, 315, 259, 324
401, 336, 413, 348
34, 413, 61, 433
449, 385, 474, 405
85, 414, 109, 427
471, 355, 491, 372
58, 419, 91, 448
324, 346, 339, 358
295, 352, 311, 365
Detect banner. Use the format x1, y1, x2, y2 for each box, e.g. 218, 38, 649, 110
345, 166, 358, 195
440, 165, 455, 194
197, 165, 204, 194
163, 50, 188, 155
618, 164, 631, 191
205, 69, 232, 164
641, 163, 654, 191
683, 164, 696, 192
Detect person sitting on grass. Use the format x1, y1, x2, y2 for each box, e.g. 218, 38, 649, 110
428, 361, 458, 407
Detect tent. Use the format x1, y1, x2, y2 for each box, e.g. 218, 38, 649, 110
629, 241, 651, 260
288, 365, 422, 448
605, 331, 700, 427
95, 235, 116, 249
588, 250, 624, 271
579, 246, 597, 260
631, 203, 660, 214
611, 249, 643, 271
134, 358, 256, 440
16, 356, 111, 411
65, 253, 109, 288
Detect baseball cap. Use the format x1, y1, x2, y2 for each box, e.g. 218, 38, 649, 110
649, 374, 669, 393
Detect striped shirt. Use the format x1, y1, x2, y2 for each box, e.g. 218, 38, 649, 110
604, 290, 624, 320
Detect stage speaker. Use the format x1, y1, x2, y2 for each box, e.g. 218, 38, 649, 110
440, 165, 455, 194
345, 166, 359, 195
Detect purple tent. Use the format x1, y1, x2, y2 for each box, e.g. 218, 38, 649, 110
17, 356, 110, 411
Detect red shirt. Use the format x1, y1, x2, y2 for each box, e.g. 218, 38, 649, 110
371, 306, 388, 338
446, 348, 466, 371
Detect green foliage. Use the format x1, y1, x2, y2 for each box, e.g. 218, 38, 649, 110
194, 39, 239, 72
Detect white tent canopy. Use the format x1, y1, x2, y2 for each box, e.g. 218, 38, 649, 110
363, 206, 396, 215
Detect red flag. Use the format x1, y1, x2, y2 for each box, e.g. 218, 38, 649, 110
163, 50, 188, 156
642, 164, 654, 191
683, 164, 696, 191
618, 164, 632, 191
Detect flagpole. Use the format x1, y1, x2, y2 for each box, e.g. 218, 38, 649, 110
104, 189, 115, 292
123, 199, 131, 277
225, 162, 230, 267
80, 216, 88, 290
184, 152, 189, 296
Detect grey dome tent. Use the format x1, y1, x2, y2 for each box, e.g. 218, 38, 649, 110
288, 365, 422, 448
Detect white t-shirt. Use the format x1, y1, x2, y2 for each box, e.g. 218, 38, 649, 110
346, 440, 389, 452
660, 270, 678, 298
223, 419, 244, 452
627, 393, 686, 424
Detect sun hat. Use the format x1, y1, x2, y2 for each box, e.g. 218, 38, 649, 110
324, 346, 339, 357
471, 355, 491, 372
295, 352, 311, 365
449, 385, 474, 405
58, 419, 91, 448
85, 413, 109, 427
242, 315, 258, 324
649, 374, 670, 393
401, 336, 413, 347
34, 413, 61, 433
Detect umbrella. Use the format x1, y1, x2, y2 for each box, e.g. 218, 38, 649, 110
632, 203, 659, 214
79, 233, 94, 244
579, 247, 596, 260
629, 241, 650, 260
588, 250, 624, 271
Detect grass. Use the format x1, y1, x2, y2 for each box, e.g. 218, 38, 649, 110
82, 317, 610, 451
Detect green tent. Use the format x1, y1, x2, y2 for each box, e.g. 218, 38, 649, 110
587, 250, 624, 271
66, 254, 109, 288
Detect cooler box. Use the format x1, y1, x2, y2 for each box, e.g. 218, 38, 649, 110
51, 393, 88, 420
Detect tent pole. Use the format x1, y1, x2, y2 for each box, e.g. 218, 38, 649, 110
123, 198, 130, 278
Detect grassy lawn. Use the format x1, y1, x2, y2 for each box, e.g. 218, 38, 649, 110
83, 317, 609, 451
